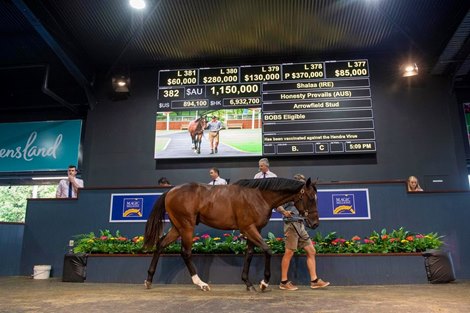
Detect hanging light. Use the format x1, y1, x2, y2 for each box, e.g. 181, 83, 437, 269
129, 0, 146, 10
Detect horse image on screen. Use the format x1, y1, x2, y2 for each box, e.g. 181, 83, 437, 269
154, 109, 262, 159
188, 116, 207, 154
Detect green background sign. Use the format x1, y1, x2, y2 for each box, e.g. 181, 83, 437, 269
0, 120, 82, 172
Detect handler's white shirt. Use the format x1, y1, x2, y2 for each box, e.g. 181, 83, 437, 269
208, 177, 227, 185
254, 171, 277, 179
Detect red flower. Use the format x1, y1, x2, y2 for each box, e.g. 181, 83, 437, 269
223, 233, 231, 237
406, 236, 414, 241
100, 236, 108, 240
201, 234, 210, 239
192, 236, 200, 242
364, 238, 373, 244
352, 236, 361, 241
415, 234, 424, 239
381, 234, 388, 240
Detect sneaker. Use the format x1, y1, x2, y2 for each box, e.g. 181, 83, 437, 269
310, 279, 330, 289
279, 281, 298, 291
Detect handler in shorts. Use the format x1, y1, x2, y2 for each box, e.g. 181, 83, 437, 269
276, 173, 330, 291
207, 115, 223, 154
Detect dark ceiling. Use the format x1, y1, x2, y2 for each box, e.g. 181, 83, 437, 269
1, 0, 470, 120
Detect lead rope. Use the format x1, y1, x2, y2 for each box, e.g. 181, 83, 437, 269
290, 220, 310, 240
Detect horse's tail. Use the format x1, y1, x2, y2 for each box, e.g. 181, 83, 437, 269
143, 192, 167, 249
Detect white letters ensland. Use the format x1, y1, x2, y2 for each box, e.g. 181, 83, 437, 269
0, 132, 63, 162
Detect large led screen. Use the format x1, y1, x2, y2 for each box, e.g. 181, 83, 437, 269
155, 59, 376, 159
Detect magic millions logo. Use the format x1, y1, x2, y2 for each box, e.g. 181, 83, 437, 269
123, 198, 144, 217
332, 194, 356, 215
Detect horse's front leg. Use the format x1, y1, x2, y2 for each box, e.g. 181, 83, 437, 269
181, 231, 210, 291
196, 135, 201, 154
145, 227, 179, 289
261, 246, 272, 291
242, 227, 273, 292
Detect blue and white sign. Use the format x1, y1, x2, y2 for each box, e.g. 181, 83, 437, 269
109, 193, 163, 222
317, 189, 370, 220
111, 189, 370, 223
0, 120, 82, 172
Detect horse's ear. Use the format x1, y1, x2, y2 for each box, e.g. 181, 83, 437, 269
306, 177, 312, 187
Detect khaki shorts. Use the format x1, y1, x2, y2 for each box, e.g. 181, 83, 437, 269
284, 222, 312, 250
209, 131, 219, 144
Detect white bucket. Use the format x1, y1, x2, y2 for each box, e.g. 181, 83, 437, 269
33, 265, 51, 279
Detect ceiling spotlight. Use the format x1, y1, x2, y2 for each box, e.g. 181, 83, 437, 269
112, 75, 131, 93
129, 0, 146, 10
402, 63, 419, 77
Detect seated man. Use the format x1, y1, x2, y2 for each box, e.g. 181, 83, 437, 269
208, 167, 227, 185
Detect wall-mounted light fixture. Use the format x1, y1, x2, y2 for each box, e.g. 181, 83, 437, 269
402, 63, 419, 77
112, 75, 131, 93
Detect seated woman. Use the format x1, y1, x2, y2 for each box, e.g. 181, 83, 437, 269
407, 176, 424, 192
157, 177, 171, 186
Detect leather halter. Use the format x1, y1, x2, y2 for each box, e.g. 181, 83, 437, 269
293, 188, 309, 217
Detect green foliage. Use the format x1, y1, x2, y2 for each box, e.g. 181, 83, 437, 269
74, 230, 150, 254
0, 185, 57, 223
312, 227, 443, 254
72, 227, 443, 255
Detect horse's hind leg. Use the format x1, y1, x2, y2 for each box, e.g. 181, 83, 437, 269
241, 240, 256, 291
180, 230, 210, 291
145, 227, 179, 289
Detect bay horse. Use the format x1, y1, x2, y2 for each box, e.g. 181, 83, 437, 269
143, 177, 319, 291
188, 116, 207, 154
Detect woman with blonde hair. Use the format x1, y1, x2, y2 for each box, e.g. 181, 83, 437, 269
407, 176, 423, 192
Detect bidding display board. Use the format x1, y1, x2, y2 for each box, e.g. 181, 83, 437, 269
156, 59, 375, 158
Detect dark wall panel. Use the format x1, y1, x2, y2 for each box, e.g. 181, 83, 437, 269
0, 223, 24, 276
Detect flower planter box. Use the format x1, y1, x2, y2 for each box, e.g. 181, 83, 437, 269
82, 253, 428, 285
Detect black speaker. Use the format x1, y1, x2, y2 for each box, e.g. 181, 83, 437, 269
423, 250, 456, 283
62, 254, 87, 282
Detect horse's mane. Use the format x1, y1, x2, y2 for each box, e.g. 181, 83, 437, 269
234, 177, 304, 193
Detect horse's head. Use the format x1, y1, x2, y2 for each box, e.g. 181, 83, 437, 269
199, 116, 208, 129
294, 177, 319, 229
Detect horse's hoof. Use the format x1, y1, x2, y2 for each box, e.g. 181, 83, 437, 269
201, 285, 211, 291
144, 280, 152, 289
246, 285, 257, 292
259, 280, 269, 292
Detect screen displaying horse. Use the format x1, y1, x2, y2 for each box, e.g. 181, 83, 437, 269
188, 116, 207, 154
143, 177, 319, 291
